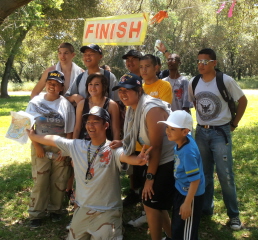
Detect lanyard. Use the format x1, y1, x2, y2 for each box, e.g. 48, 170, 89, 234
85, 140, 106, 182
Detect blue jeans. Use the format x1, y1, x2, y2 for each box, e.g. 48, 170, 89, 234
195, 124, 239, 218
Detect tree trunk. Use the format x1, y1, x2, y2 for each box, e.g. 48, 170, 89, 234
237, 68, 241, 80
0, 0, 33, 25
0, 25, 32, 98
12, 67, 22, 83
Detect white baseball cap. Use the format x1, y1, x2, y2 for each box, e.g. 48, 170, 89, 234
158, 110, 193, 131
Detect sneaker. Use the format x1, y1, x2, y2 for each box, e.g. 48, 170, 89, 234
66, 221, 71, 231
127, 211, 147, 227
123, 189, 140, 207
51, 213, 61, 223
230, 217, 242, 230
30, 219, 42, 228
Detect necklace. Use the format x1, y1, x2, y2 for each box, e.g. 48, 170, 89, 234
85, 140, 106, 183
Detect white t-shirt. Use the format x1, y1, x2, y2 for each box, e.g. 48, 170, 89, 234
55, 138, 124, 211
26, 94, 75, 135
188, 74, 244, 125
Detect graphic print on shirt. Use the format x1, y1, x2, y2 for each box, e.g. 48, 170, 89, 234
32, 102, 65, 135
149, 91, 159, 97
174, 87, 183, 100
174, 154, 180, 179
195, 91, 222, 121
99, 149, 112, 168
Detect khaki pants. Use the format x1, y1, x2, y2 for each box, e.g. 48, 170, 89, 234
67, 206, 123, 240
28, 144, 71, 219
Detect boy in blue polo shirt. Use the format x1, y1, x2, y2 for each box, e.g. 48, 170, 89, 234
158, 110, 205, 240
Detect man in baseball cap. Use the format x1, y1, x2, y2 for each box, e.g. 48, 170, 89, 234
80, 44, 103, 55
46, 70, 65, 85
65, 43, 119, 105
122, 49, 142, 77
26, 105, 150, 239
82, 106, 110, 124
112, 73, 142, 91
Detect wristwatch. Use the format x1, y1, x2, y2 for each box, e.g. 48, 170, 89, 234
146, 173, 155, 180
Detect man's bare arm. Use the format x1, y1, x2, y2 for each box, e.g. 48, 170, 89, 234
30, 66, 55, 99
26, 129, 58, 147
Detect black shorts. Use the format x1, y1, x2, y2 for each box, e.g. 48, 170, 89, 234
143, 161, 175, 210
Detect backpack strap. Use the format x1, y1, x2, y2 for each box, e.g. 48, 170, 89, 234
215, 71, 229, 102
76, 72, 84, 89
103, 70, 110, 95
192, 74, 202, 96
103, 97, 110, 111
82, 98, 90, 115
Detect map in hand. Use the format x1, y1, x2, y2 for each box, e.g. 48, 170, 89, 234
5, 111, 35, 144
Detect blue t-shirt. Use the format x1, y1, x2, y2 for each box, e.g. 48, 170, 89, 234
174, 135, 205, 196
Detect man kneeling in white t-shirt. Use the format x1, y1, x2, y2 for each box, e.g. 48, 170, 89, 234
27, 106, 150, 240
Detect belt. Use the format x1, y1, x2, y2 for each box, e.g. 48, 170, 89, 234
198, 123, 230, 145
198, 122, 229, 129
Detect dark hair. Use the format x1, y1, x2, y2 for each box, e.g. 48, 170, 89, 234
130, 86, 145, 97
100, 65, 110, 70
198, 48, 216, 60
156, 56, 161, 66
140, 54, 157, 66
58, 43, 75, 53
86, 73, 108, 97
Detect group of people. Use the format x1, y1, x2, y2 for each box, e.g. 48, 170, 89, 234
24, 41, 247, 240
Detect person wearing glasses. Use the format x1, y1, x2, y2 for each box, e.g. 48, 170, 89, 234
188, 48, 247, 231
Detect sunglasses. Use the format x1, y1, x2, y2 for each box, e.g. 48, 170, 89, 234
197, 59, 215, 65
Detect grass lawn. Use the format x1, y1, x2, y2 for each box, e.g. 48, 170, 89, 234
0, 92, 258, 240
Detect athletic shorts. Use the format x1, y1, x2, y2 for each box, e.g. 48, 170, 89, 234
143, 161, 175, 210
67, 207, 123, 240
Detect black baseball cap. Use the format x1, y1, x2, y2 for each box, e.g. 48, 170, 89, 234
112, 73, 142, 91
46, 70, 65, 84
122, 49, 142, 59
80, 44, 103, 55
82, 106, 110, 123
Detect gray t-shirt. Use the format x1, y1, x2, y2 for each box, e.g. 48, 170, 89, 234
64, 68, 119, 101
163, 75, 193, 111
137, 102, 175, 165
26, 94, 75, 135
55, 138, 124, 211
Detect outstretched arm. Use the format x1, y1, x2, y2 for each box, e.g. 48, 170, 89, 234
31, 66, 55, 99
26, 129, 58, 147
120, 145, 152, 166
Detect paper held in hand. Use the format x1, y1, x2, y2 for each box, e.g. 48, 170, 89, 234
5, 111, 35, 144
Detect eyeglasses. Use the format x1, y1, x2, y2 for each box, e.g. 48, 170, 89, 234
167, 57, 180, 62
197, 59, 215, 65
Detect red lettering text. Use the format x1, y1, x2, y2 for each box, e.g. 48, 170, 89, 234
85, 24, 94, 39
100, 23, 110, 39
129, 21, 142, 38
117, 22, 127, 38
